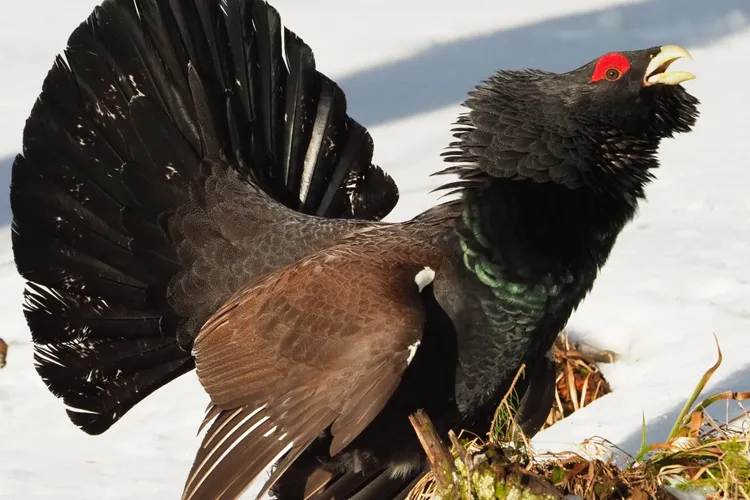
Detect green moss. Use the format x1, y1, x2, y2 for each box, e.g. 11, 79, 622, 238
494, 483, 508, 497
472, 470, 496, 500
550, 466, 564, 485
496, 485, 556, 500
455, 457, 467, 476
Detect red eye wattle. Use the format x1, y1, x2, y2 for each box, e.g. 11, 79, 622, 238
591, 53, 630, 82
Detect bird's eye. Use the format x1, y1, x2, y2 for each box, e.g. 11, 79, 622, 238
591, 53, 630, 83
605, 68, 621, 81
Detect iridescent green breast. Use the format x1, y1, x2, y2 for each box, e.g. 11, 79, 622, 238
459, 203, 580, 316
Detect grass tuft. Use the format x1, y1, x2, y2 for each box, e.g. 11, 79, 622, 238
543, 332, 614, 428
408, 335, 749, 499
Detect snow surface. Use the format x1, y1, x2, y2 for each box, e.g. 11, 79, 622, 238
1, 0, 750, 498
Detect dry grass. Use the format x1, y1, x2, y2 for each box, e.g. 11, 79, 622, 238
408, 335, 750, 499
488, 332, 615, 447
543, 332, 614, 428
0, 337, 7, 369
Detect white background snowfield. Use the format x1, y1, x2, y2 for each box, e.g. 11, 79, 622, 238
1, 0, 748, 498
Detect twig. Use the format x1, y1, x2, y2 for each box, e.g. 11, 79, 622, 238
409, 410, 455, 491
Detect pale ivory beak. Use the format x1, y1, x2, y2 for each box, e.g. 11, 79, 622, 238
643, 45, 696, 86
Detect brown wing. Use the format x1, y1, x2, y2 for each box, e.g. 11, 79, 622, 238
182, 235, 443, 500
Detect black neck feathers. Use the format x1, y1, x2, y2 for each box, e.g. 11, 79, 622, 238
459, 177, 636, 281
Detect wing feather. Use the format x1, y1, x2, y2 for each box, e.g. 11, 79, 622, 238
184, 234, 444, 499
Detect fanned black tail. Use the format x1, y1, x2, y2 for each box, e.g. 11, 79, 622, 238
11, 0, 398, 435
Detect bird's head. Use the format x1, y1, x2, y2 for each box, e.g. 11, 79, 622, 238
560, 45, 698, 143
443, 45, 700, 202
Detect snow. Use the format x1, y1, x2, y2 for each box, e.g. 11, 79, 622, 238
1, 0, 750, 498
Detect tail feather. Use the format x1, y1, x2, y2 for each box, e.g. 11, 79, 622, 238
349, 470, 425, 500
252, 0, 286, 172
303, 467, 425, 500
25, 282, 194, 436
271, 455, 426, 500
12, 0, 397, 435
282, 28, 317, 194
513, 354, 557, 437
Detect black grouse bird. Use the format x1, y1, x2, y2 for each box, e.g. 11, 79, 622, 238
10, 0, 699, 498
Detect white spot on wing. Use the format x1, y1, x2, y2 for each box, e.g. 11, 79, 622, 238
406, 340, 421, 365
165, 164, 178, 180
414, 266, 435, 292
389, 459, 422, 479
262, 426, 278, 438
128, 75, 144, 98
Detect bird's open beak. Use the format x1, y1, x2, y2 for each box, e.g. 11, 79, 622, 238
643, 45, 695, 86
